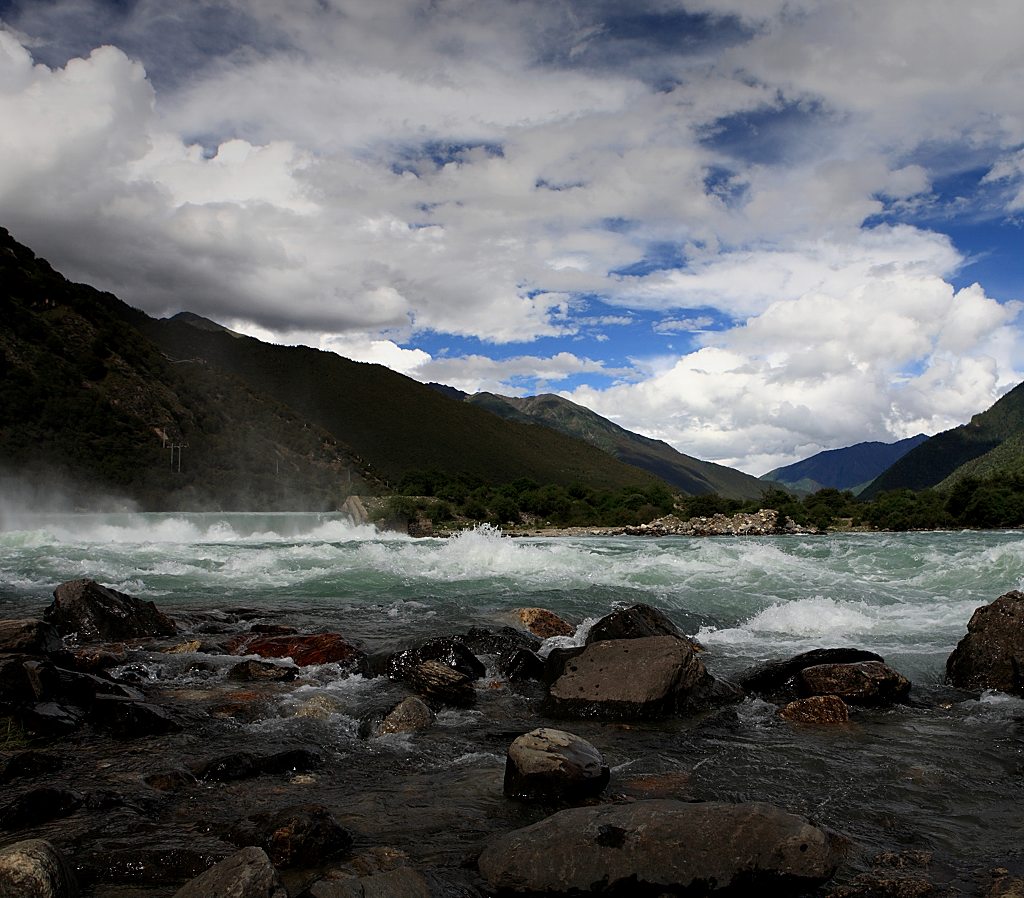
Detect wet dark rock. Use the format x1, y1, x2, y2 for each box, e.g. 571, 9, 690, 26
249, 623, 299, 636
0, 751, 64, 784
946, 590, 1024, 694
227, 632, 364, 669
366, 695, 436, 737
64, 647, 128, 674
738, 647, 886, 699
172, 846, 286, 898
78, 846, 222, 887
827, 874, 935, 897
799, 661, 911, 705
779, 695, 851, 724
88, 694, 182, 739
231, 803, 352, 868
585, 603, 687, 644
0, 787, 83, 830
387, 636, 487, 682
477, 798, 841, 895
23, 660, 142, 706
498, 648, 545, 682
456, 626, 540, 658
542, 646, 586, 685
545, 636, 721, 720
144, 768, 200, 792
515, 607, 575, 639
46, 579, 176, 642
227, 659, 299, 682
0, 838, 79, 898
305, 866, 458, 897
0, 619, 63, 655
193, 749, 322, 782
20, 702, 85, 736
402, 660, 476, 707
503, 727, 609, 802
0, 655, 34, 706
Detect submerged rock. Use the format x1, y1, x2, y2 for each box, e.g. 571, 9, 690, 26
779, 695, 850, 724
88, 694, 182, 739
172, 847, 285, 898
946, 590, 1024, 694
0, 787, 83, 831
368, 695, 436, 737
231, 804, 352, 868
0, 838, 79, 898
515, 607, 575, 639
503, 728, 609, 802
477, 798, 841, 895
46, 579, 176, 642
798, 661, 911, 705
0, 751, 64, 784
402, 660, 476, 707
227, 659, 299, 682
227, 633, 364, 669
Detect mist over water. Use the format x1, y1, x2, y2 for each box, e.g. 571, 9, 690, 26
2, 511, 1022, 682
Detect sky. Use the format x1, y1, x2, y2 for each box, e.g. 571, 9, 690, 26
1, 0, 1023, 476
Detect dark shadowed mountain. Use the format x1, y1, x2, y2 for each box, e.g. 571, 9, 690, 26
136, 320, 663, 494
860, 381, 1024, 498
458, 391, 766, 499
761, 435, 929, 495
0, 227, 375, 510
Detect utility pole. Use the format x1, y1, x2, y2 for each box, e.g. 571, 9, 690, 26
168, 443, 187, 472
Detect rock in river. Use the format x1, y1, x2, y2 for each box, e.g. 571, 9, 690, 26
504, 727, 609, 802
0, 838, 79, 898
798, 661, 911, 705
45, 579, 176, 642
947, 590, 1024, 694
477, 798, 841, 895
172, 846, 285, 898
545, 635, 736, 719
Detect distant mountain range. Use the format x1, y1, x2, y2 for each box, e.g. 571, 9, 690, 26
0, 225, 764, 510
860, 381, 1024, 498
7, 223, 1022, 513
762, 435, 929, 495
431, 388, 765, 500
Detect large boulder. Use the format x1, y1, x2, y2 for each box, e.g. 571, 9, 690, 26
504, 728, 609, 802
946, 590, 1024, 693
798, 661, 911, 705
172, 847, 285, 898
46, 579, 176, 642
477, 799, 841, 895
545, 636, 732, 719
0, 839, 79, 898
366, 696, 436, 737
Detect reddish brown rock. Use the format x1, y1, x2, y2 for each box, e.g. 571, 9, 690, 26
516, 608, 575, 639
0, 619, 62, 655
798, 661, 910, 705
779, 695, 850, 724
227, 633, 363, 668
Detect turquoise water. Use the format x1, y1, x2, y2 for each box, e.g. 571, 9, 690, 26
2, 512, 1022, 681
4, 513, 1024, 890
